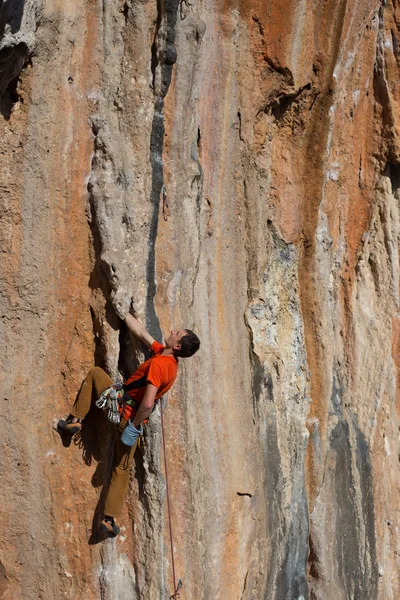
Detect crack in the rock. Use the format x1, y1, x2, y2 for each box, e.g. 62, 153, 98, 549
146, 0, 180, 340
240, 569, 249, 600
263, 82, 313, 121
0, 44, 30, 119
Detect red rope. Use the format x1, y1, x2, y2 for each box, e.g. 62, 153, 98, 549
160, 398, 182, 599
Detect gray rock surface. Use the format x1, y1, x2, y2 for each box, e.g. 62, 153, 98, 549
1, 1, 400, 599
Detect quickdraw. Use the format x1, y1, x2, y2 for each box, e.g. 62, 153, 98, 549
95, 384, 124, 424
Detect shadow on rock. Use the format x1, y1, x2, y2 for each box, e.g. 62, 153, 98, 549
56, 426, 73, 448
76, 405, 117, 544
56, 387, 118, 545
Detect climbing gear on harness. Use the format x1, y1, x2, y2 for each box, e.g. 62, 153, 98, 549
161, 398, 183, 600
100, 516, 120, 537
96, 384, 124, 424
57, 416, 82, 435
137, 433, 145, 449
96, 376, 150, 424
120, 420, 143, 447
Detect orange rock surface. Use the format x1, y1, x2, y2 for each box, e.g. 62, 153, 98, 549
1, 1, 400, 598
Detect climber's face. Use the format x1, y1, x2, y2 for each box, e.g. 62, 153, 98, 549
165, 329, 187, 350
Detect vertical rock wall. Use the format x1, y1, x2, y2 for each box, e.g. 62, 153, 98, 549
1, 1, 400, 599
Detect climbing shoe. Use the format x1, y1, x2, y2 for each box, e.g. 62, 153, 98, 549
57, 416, 82, 435
100, 516, 120, 537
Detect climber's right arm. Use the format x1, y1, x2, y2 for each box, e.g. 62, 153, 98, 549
124, 313, 155, 349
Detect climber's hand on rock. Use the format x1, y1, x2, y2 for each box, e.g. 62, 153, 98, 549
129, 298, 138, 317
111, 291, 130, 321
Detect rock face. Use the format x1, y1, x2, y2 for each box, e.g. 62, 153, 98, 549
1, 1, 400, 598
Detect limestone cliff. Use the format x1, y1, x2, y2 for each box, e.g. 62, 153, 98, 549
1, 1, 400, 599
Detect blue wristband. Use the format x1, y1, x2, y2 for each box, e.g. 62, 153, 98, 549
121, 420, 143, 447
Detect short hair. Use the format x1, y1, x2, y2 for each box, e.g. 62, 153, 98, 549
176, 329, 200, 358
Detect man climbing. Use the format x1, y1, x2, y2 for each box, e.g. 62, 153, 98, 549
58, 313, 200, 536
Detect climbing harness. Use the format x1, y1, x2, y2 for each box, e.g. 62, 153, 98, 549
137, 433, 145, 450
160, 398, 182, 599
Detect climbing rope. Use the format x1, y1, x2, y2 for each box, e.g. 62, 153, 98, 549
160, 398, 182, 599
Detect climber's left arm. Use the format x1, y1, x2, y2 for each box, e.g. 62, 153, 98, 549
125, 313, 155, 349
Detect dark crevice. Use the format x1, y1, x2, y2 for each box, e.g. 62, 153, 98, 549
150, 0, 162, 89
0, 75, 19, 119
0, 0, 24, 38
146, 96, 166, 340
237, 109, 243, 141
0, 42, 30, 92
0, 43, 30, 119
240, 570, 249, 600
146, 0, 180, 340
267, 83, 312, 121
122, 0, 129, 24
385, 162, 400, 194
237, 491, 253, 498
358, 155, 363, 189
307, 532, 320, 581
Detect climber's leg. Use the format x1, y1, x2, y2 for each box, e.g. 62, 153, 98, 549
58, 367, 113, 433
102, 418, 138, 523
71, 367, 113, 419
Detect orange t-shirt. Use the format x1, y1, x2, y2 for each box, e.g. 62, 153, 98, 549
121, 341, 178, 420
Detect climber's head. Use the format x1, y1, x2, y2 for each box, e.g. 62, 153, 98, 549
166, 329, 200, 358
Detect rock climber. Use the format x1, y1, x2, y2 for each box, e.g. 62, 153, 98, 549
58, 312, 200, 536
